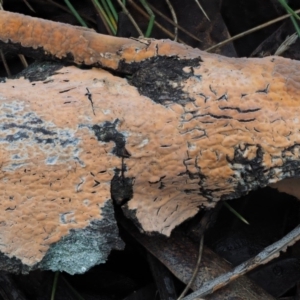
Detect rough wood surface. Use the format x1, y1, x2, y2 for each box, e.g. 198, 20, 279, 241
1, 11, 300, 263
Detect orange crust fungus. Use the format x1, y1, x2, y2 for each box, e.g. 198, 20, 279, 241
0, 11, 300, 271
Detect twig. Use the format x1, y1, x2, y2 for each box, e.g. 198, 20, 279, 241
148, 3, 202, 42
127, 0, 185, 43
18, 54, 28, 68
165, 0, 178, 41
206, 8, 300, 52
91, 0, 116, 35
193, 0, 210, 21
0, 50, 11, 77
22, 0, 36, 12
117, 0, 144, 36
182, 224, 300, 299
177, 235, 204, 300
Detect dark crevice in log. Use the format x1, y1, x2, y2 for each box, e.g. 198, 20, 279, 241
0, 42, 70, 80
0, 59, 64, 82
122, 206, 146, 235
111, 167, 134, 206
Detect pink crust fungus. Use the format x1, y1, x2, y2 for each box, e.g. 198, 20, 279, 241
0, 10, 300, 271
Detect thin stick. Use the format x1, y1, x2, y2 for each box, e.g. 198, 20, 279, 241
206, 8, 300, 52
0, 50, 11, 77
18, 54, 28, 68
165, 0, 178, 41
177, 235, 204, 300
194, 0, 210, 21
22, 0, 36, 12
117, 0, 144, 36
100, 0, 117, 30
91, 0, 114, 35
44, 0, 97, 24
127, 0, 185, 43
182, 224, 300, 299
148, 3, 202, 42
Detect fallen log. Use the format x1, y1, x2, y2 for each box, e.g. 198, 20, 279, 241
1, 11, 300, 273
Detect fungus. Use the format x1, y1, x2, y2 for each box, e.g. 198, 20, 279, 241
0, 11, 300, 272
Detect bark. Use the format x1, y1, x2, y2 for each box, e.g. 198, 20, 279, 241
0, 11, 300, 271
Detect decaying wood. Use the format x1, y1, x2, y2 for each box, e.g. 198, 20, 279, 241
147, 253, 177, 300
119, 215, 275, 299
1, 11, 300, 270
183, 224, 300, 299
0, 272, 27, 300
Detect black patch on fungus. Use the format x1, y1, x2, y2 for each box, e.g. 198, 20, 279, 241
35, 137, 55, 144
111, 167, 134, 206
5, 132, 29, 142
227, 144, 267, 185
221, 143, 300, 202
181, 159, 216, 203
2, 122, 55, 136
158, 182, 165, 189
13, 60, 65, 82
1, 119, 77, 148
120, 56, 201, 105
92, 120, 130, 158
17, 61, 64, 82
